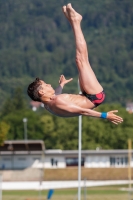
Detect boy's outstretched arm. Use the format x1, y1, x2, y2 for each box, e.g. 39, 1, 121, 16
55, 75, 73, 95
56, 96, 123, 125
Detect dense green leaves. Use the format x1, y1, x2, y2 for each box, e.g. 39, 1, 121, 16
0, 121, 10, 146
0, 0, 133, 107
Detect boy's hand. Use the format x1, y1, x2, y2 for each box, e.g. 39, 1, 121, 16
107, 110, 123, 125
59, 75, 73, 87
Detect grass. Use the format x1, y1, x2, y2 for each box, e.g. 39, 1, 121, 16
2, 185, 133, 200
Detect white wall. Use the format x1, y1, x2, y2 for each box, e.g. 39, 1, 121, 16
0, 155, 42, 169
0, 153, 131, 169
84, 156, 110, 168
0, 156, 12, 169
131, 157, 133, 167
48, 156, 65, 168
33, 156, 66, 168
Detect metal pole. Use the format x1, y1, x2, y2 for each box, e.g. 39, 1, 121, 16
128, 139, 132, 200
0, 173, 2, 200
78, 114, 82, 200
24, 122, 27, 140
84, 178, 87, 200
23, 118, 28, 140
39, 142, 45, 200
78, 79, 82, 200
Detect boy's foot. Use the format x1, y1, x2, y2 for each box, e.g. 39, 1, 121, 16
62, 3, 82, 23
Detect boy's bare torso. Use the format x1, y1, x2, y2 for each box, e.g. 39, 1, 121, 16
44, 93, 95, 117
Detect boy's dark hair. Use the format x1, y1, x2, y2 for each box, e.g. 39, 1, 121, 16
27, 77, 42, 102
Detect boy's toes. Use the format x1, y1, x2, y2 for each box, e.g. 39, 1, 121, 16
62, 5, 69, 19
66, 3, 72, 9
62, 5, 66, 12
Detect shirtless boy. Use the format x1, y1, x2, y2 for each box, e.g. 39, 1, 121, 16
27, 3, 123, 125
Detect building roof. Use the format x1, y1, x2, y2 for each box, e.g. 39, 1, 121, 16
45, 149, 132, 156
0, 140, 45, 155
0, 141, 131, 157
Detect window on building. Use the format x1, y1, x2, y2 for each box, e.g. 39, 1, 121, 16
33, 158, 40, 161
51, 158, 54, 166
55, 160, 58, 166
3, 158, 11, 161
18, 158, 26, 161
110, 157, 128, 166
66, 157, 84, 167
50, 158, 58, 166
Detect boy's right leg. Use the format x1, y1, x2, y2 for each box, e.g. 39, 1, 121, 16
62, 4, 103, 95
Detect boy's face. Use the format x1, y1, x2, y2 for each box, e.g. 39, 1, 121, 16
39, 80, 55, 95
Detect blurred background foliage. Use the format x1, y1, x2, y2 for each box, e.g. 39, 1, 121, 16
0, 0, 133, 149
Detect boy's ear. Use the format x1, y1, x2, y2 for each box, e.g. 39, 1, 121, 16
38, 90, 45, 97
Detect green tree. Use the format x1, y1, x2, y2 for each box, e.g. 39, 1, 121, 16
1, 87, 27, 116
0, 121, 10, 146
0, 0, 133, 108
81, 103, 133, 150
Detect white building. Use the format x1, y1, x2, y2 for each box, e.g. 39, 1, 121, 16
0, 140, 44, 170
44, 149, 130, 168
0, 140, 131, 169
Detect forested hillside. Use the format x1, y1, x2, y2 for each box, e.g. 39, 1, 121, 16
0, 0, 133, 108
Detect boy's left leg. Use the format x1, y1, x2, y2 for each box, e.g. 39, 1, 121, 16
62, 4, 103, 95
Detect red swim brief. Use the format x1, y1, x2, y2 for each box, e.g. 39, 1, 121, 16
83, 91, 105, 107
